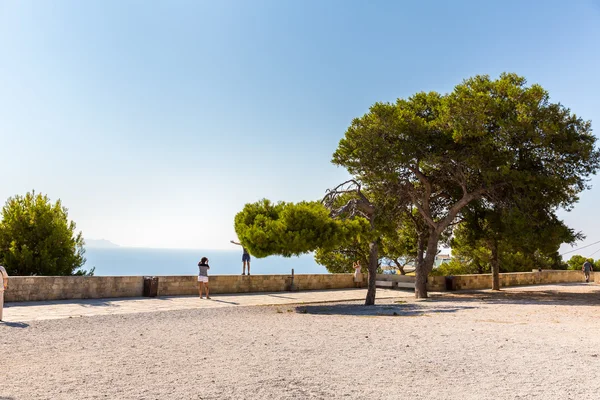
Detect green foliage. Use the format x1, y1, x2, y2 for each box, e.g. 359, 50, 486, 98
430, 259, 481, 276
313, 204, 420, 274
448, 226, 492, 274
444, 245, 568, 276
566, 255, 595, 271
450, 199, 580, 275
449, 206, 576, 275
235, 73, 599, 298
333, 72, 599, 230
314, 243, 368, 273
0, 191, 90, 276
443, 73, 599, 211
234, 199, 369, 258
313, 233, 411, 274
332, 72, 599, 292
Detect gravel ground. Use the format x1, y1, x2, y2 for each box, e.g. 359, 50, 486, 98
2, 283, 600, 400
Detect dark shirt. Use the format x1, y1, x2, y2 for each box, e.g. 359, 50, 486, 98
198, 262, 210, 277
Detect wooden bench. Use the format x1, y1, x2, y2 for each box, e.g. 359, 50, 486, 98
375, 280, 397, 289
396, 281, 416, 289
375, 280, 415, 290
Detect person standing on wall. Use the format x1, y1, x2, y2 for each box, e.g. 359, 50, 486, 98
0, 265, 9, 322
582, 260, 593, 283
198, 257, 211, 299
230, 240, 251, 275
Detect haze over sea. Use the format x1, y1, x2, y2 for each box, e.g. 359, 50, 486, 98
84, 247, 326, 276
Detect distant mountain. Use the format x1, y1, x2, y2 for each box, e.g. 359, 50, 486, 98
85, 239, 120, 248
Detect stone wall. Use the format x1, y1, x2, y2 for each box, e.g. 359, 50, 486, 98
4, 274, 356, 302
157, 274, 356, 296
428, 276, 447, 292
5, 276, 144, 302
448, 270, 593, 290
4, 270, 595, 302
376, 270, 594, 292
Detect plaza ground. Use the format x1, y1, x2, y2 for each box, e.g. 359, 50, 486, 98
1, 283, 600, 399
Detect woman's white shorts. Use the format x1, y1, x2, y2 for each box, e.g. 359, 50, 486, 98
198, 276, 208, 283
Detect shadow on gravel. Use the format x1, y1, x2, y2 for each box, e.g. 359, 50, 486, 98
7, 298, 121, 308
0, 321, 29, 328
430, 284, 600, 307
267, 294, 298, 300
7, 296, 177, 309
210, 299, 240, 305
295, 303, 477, 316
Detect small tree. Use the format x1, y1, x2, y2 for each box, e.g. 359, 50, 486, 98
233, 199, 367, 258
452, 203, 579, 289
322, 180, 383, 305
0, 191, 91, 276
314, 241, 372, 274
313, 219, 417, 275
233, 187, 384, 305
379, 219, 419, 275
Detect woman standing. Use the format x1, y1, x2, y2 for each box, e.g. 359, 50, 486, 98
353, 260, 363, 288
198, 257, 211, 299
0, 265, 8, 321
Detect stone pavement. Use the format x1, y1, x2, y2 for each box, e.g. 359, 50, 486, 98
1, 288, 410, 323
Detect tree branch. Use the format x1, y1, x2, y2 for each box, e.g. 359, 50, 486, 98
408, 165, 432, 215
323, 179, 375, 220
437, 188, 487, 234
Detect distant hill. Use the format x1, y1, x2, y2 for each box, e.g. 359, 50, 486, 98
85, 239, 120, 248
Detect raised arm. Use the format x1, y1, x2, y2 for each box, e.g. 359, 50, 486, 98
230, 240, 242, 246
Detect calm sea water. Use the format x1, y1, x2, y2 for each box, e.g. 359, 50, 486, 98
83, 248, 328, 276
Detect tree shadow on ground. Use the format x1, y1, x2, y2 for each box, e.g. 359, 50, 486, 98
6, 299, 118, 308
0, 321, 29, 328
431, 283, 600, 307
7, 296, 177, 309
267, 294, 298, 300
295, 303, 477, 317
209, 298, 240, 305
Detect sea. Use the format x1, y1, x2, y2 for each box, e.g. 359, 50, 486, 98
83, 247, 328, 276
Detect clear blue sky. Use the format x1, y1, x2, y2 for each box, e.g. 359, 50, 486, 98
1, 1, 600, 254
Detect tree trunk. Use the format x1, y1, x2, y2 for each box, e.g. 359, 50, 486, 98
415, 233, 440, 298
392, 260, 406, 275
416, 235, 425, 269
491, 240, 500, 291
364, 241, 379, 306
415, 268, 428, 298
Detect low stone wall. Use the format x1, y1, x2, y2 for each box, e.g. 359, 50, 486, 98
4, 270, 595, 302
5, 276, 144, 302
428, 276, 447, 292
4, 274, 356, 302
449, 270, 593, 290
377, 270, 594, 292
157, 274, 356, 296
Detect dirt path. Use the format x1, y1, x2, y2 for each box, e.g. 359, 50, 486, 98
2, 283, 599, 400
